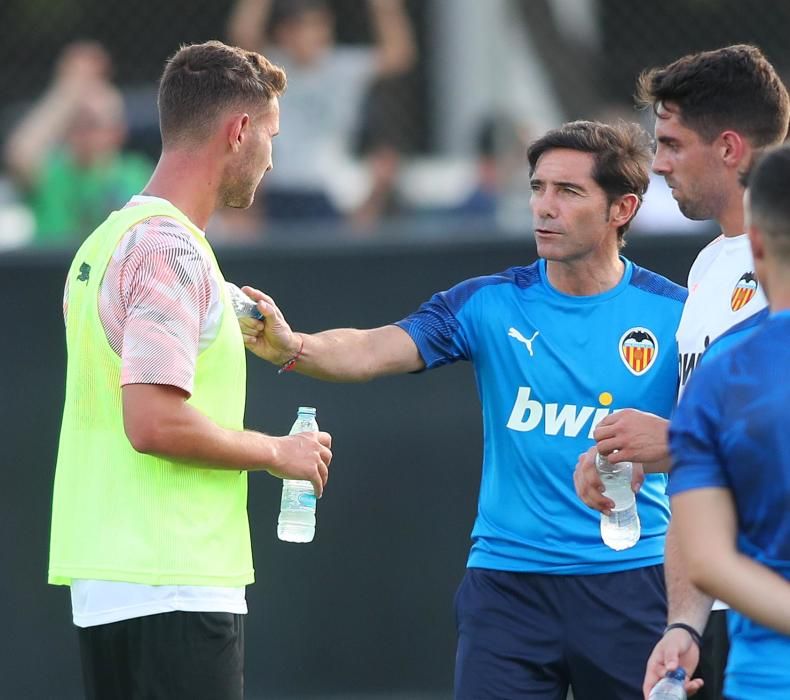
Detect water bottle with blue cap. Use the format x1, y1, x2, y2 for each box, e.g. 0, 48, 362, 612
648, 668, 687, 699
278, 407, 319, 542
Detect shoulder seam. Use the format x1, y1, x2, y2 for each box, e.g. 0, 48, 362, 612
629, 265, 687, 303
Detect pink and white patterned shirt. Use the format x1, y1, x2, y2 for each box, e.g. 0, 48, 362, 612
64, 195, 224, 394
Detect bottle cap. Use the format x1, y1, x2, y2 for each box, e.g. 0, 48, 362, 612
667, 667, 686, 681
297, 406, 317, 415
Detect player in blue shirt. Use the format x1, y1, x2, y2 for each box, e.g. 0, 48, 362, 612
668, 145, 790, 700
241, 121, 686, 698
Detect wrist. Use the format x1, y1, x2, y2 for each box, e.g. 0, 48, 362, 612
664, 622, 703, 648
273, 334, 299, 364
278, 334, 305, 374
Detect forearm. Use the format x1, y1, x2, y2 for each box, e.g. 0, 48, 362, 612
643, 455, 671, 473
227, 0, 272, 51
124, 383, 331, 493
4, 87, 75, 185
689, 550, 790, 635
664, 520, 713, 632
369, 0, 416, 74
294, 325, 423, 382
125, 392, 277, 471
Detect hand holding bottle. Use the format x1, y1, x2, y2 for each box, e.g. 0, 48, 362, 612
278, 407, 325, 543
595, 452, 641, 550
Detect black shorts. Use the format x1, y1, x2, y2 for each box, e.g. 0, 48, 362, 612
78, 611, 244, 700
694, 608, 729, 700
454, 566, 667, 700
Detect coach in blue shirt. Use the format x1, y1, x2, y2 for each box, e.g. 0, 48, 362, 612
668, 145, 790, 700
241, 120, 687, 699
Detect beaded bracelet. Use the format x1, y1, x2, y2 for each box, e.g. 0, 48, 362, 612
664, 622, 703, 648
278, 335, 305, 375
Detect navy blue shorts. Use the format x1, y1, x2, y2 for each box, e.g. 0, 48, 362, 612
454, 566, 666, 700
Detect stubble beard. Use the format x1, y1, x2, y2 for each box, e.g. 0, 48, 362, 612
220, 175, 258, 210
676, 190, 717, 222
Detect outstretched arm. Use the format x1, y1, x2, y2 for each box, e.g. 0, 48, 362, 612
240, 286, 425, 381
674, 487, 790, 635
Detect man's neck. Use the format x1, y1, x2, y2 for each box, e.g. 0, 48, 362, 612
545, 254, 625, 297
717, 191, 746, 238
767, 268, 790, 312
142, 152, 219, 231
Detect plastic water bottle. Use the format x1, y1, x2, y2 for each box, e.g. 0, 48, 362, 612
595, 452, 640, 551
226, 282, 263, 319
277, 407, 319, 543
648, 668, 687, 699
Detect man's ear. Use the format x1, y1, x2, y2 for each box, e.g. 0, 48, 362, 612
719, 130, 747, 170
226, 113, 250, 153
610, 193, 640, 230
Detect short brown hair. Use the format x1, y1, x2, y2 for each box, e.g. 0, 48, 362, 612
527, 120, 652, 244
158, 40, 287, 146
636, 44, 790, 147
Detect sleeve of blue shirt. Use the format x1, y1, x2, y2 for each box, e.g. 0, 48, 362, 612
668, 357, 730, 496
700, 307, 768, 364
394, 275, 499, 369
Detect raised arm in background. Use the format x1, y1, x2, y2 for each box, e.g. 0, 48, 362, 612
227, 0, 415, 75
226, 0, 273, 53
368, 0, 416, 76
3, 41, 112, 188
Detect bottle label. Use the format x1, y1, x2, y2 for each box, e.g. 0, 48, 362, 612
606, 507, 638, 528
281, 482, 317, 513
298, 493, 317, 508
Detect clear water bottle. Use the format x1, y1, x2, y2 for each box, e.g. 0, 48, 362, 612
278, 407, 319, 543
595, 452, 640, 551
648, 668, 687, 699
226, 282, 263, 319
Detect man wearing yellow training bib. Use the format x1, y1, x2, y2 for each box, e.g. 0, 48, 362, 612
48, 40, 332, 700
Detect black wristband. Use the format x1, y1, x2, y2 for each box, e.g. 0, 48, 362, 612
664, 622, 703, 648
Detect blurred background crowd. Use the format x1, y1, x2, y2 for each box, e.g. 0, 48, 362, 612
1, 0, 788, 252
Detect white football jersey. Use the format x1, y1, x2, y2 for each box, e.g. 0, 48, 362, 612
677, 233, 766, 398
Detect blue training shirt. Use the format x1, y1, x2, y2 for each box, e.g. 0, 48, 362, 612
668, 310, 790, 700
396, 258, 686, 575
699, 307, 769, 363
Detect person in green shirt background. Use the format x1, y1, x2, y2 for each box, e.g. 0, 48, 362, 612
3, 41, 152, 246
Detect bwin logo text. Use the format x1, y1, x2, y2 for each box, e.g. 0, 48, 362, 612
506, 387, 615, 438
